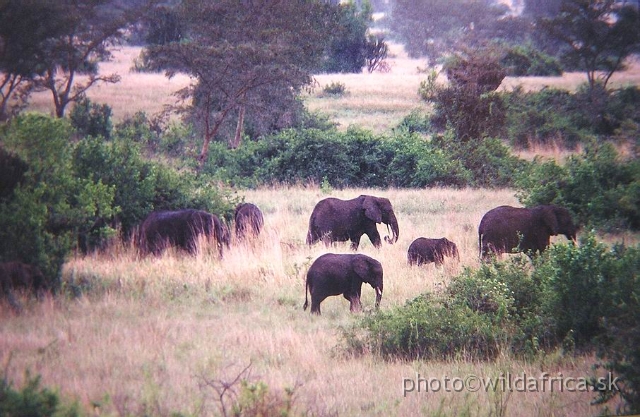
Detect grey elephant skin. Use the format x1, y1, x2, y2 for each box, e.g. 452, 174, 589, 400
234, 203, 264, 240
303, 253, 383, 315
0, 261, 48, 311
408, 237, 459, 266
138, 209, 230, 256
306, 195, 399, 250
478, 205, 578, 259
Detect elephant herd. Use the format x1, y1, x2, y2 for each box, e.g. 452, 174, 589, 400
302, 195, 578, 315
1, 194, 578, 316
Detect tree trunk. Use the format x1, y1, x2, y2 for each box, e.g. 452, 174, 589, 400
230, 104, 246, 149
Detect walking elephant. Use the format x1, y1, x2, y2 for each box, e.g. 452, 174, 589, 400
138, 209, 230, 256
234, 203, 264, 240
478, 205, 578, 259
306, 195, 399, 250
303, 253, 383, 315
407, 237, 459, 266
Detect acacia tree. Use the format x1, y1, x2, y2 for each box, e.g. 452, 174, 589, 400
539, 0, 640, 91
390, 0, 510, 61
24, 0, 157, 118
146, 0, 334, 164
0, 1, 64, 121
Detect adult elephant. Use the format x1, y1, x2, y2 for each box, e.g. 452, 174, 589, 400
407, 237, 459, 266
234, 203, 264, 240
303, 253, 383, 315
478, 205, 578, 259
138, 209, 230, 256
306, 195, 399, 250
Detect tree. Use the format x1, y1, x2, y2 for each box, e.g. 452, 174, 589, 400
539, 0, 640, 91
20, 0, 156, 118
146, 0, 335, 164
0, 0, 65, 121
390, 0, 510, 62
319, 1, 372, 73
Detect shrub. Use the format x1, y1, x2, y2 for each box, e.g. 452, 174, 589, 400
0, 115, 116, 281
322, 81, 347, 96
516, 142, 640, 231
500, 43, 563, 76
69, 97, 112, 140
0, 372, 80, 417
344, 234, 640, 383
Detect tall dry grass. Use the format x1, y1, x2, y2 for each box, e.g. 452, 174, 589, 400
0, 186, 615, 416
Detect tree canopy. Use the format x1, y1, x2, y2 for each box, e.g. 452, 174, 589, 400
539, 0, 640, 90
145, 0, 340, 163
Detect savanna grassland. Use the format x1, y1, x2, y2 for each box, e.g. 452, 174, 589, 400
3, 43, 639, 416
0, 187, 612, 416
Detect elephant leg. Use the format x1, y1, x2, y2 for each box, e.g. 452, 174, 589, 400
310, 294, 323, 315
364, 227, 382, 248
349, 296, 362, 312
349, 236, 362, 250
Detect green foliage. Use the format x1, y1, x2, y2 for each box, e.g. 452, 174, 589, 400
344, 233, 640, 409
322, 81, 347, 96
203, 126, 523, 189
504, 85, 640, 148
0, 114, 116, 281
425, 49, 507, 141
592, 246, 640, 414
503, 87, 588, 148
0, 372, 80, 417
516, 142, 640, 231
231, 380, 295, 417
500, 43, 563, 76
69, 97, 112, 139
0, 114, 235, 283
318, 2, 371, 73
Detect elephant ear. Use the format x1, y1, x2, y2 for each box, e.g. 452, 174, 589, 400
541, 206, 559, 235
362, 196, 383, 223
353, 256, 372, 283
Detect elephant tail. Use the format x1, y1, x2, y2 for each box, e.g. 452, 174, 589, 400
303, 278, 309, 311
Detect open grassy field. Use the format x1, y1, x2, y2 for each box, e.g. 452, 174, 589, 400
0, 186, 629, 416
5, 43, 639, 415
26, 43, 640, 135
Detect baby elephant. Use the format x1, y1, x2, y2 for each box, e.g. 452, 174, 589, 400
234, 203, 264, 240
407, 237, 459, 266
303, 253, 383, 315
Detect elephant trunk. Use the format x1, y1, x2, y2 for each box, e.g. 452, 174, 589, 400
374, 286, 382, 309
383, 216, 399, 245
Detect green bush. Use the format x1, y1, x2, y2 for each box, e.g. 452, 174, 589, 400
345, 235, 640, 366
0, 372, 80, 417
322, 81, 347, 96
0, 115, 116, 281
500, 43, 563, 76
202, 126, 523, 189
516, 142, 640, 231
69, 97, 112, 140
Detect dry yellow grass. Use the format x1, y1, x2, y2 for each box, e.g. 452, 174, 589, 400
24, 43, 640, 134
0, 186, 620, 416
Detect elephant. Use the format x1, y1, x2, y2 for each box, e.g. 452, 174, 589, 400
407, 237, 459, 266
234, 203, 264, 240
0, 261, 48, 312
303, 253, 383, 315
478, 205, 578, 259
306, 195, 399, 250
138, 209, 230, 256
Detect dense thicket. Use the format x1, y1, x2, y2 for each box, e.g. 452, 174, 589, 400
0, 114, 235, 286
